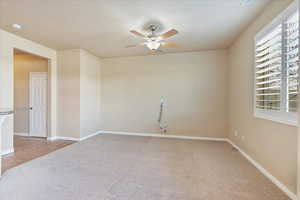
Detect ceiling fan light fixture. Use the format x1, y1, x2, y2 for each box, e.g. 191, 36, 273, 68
146, 41, 161, 50
128, 26, 179, 51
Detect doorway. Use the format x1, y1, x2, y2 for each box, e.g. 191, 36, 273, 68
13, 49, 48, 138
0, 49, 75, 173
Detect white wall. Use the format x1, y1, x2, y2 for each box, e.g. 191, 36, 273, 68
101, 51, 228, 138
228, 0, 297, 194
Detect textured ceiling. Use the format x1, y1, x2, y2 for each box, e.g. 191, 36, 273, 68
0, 0, 272, 58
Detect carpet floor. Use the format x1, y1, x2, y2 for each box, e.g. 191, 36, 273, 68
0, 134, 290, 200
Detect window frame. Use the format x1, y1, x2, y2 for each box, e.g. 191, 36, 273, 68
253, 1, 299, 126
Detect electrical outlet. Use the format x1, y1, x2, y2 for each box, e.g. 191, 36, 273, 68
234, 130, 238, 137
241, 135, 245, 141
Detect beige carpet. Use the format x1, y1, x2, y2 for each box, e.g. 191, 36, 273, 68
0, 134, 290, 200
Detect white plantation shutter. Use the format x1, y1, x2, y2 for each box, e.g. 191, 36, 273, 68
255, 24, 282, 111
254, 2, 298, 125
286, 12, 299, 112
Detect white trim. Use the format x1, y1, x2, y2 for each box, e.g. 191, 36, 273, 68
102, 131, 227, 141
47, 136, 80, 141
255, 1, 298, 41
254, 109, 298, 126
79, 131, 103, 141
1, 148, 14, 156
14, 132, 29, 136
48, 131, 104, 142
253, 1, 299, 127
227, 139, 297, 200
46, 137, 57, 141
50, 131, 227, 142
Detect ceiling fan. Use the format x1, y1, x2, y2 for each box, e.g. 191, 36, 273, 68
126, 25, 180, 51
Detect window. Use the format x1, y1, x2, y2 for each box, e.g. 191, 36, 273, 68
254, 2, 299, 126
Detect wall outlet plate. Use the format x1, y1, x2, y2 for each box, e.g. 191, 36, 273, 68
234, 130, 238, 137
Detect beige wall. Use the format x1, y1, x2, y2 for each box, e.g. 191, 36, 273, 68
57, 49, 81, 139
101, 51, 228, 138
228, 0, 297, 194
57, 49, 101, 139
14, 53, 48, 134
80, 50, 101, 138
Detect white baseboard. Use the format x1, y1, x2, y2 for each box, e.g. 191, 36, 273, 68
14, 132, 29, 136
47, 136, 80, 141
1, 148, 14, 156
46, 137, 56, 141
101, 130, 227, 142
227, 139, 297, 200
48, 131, 104, 142
79, 131, 103, 141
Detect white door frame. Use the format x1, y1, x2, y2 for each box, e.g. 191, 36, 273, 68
0, 33, 58, 176
29, 72, 48, 137
12, 48, 55, 140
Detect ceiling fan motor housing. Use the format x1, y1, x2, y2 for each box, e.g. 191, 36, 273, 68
148, 24, 159, 37
149, 24, 158, 32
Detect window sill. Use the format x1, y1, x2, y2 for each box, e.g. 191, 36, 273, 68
254, 109, 298, 127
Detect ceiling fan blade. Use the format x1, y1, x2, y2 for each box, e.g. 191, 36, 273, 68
125, 43, 145, 48
130, 30, 146, 38
159, 29, 178, 39
161, 42, 181, 48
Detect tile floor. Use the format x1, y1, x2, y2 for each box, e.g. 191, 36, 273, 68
2, 135, 75, 173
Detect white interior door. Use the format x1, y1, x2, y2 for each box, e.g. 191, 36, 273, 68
29, 72, 47, 137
